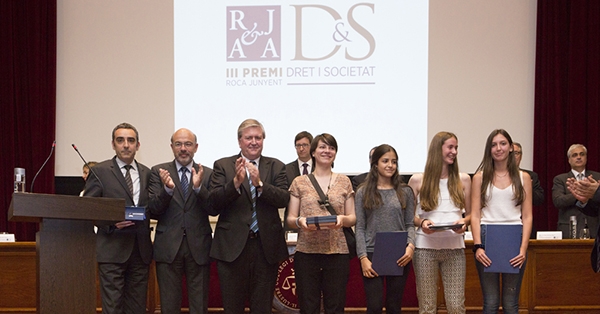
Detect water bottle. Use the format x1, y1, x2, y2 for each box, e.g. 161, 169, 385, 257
14, 168, 26, 193
569, 215, 577, 239
581, 218, 590, 239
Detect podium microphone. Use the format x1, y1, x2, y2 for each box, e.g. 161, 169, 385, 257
30, 141, 56, 193
72, 144, 104, 191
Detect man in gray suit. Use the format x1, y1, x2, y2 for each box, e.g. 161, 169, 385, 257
209, 118, 289, 314
552, 144, 600, 239
84, 122, 152, 314
149, 128, 213, 314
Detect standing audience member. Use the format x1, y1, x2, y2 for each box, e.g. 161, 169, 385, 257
470, 129, 532, 314
284, 131, 314, 231
148, 128, 213, 314
552, 144, 600, 239
512, 143, 544, 206
209, 119, 289, 314
408, 132, 470, 314
285, 131, 314, 184
287, 133, 356, 314
352, 147, 377, 192
355, 144, 415, 314
84, 122, 152, 314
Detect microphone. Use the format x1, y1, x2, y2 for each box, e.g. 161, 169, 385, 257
30, 141, 56, 193
72, 144, 104, 191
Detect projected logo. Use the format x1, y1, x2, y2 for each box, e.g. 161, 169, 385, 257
224, 3, 377, 86
226, 6, 281, 62
291, 4, 375, 61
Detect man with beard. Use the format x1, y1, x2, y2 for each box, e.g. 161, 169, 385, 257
149, 128, 213, 314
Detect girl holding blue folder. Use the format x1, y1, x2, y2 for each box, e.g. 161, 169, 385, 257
409, 131, 471, 314
355, 144, 415, 314
470, 129, 533, 314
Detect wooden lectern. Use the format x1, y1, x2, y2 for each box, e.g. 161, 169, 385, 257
8, 193, 125, 314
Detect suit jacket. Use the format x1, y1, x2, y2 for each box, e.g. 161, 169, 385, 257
209, 154, 289, 264
521, 168, 544, 206
84, 157, 153, 264
351, 172, 368, 192
285, 160, 302, 187
586, 188, 600, 272
148, 161, 213, 265
552, 170, 600, 239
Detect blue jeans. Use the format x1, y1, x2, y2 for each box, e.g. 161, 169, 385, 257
475, 225, 525, 314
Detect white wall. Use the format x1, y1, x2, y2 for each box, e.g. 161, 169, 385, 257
56, 0, 537, 176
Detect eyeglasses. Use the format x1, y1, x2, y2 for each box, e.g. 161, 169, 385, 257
173, 141, 195, 148
513, 151, 522, 156
295, 143, 309, 149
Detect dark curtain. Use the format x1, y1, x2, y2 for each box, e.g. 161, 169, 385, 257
534, 1, 600, 233
0, 1, 57, 241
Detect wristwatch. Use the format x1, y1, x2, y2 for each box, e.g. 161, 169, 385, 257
472, 244, 485, 253
254, 180, 263, 189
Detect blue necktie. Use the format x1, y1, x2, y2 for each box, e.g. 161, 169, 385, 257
180, 167, 189, 198
249, 161, 259, 233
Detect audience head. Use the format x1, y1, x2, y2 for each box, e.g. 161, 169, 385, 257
368, 146, 376, 165
82, 161, 97, 181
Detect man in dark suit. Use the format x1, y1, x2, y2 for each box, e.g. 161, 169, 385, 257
567, 174, 600, 271
209, 119, 289, 314
148, 128, 212, 314
552, 144, 600, 239
284, 131, 313, 231
513, 143, 544, 206
351, 146, 376, 192
84, 122, 152, 314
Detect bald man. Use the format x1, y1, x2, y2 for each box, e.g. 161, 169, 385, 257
148, 128, 213, 314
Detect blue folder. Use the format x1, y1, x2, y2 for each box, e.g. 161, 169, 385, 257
372, 231, 408, 276
484, 224, 522, 274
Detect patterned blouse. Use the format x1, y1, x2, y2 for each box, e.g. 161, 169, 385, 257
289, 173, 354, 254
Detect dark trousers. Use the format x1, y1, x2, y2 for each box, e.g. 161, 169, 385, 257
294, 252, 350, 314
217, 236, 279, 314
156, 238, 210, 314
362, 252, 411, 314
98, 244, 149, 314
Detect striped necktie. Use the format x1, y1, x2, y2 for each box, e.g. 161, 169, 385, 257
249, 161, 259, 233
124, 165, 133, 195
180, 167, 189, 198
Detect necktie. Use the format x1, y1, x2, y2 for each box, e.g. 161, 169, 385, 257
124, 165, 133, 195
578, 173, 584, 181
180, 167, 189, 198
249, 161, 259, 233
302, 163, 309, 175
